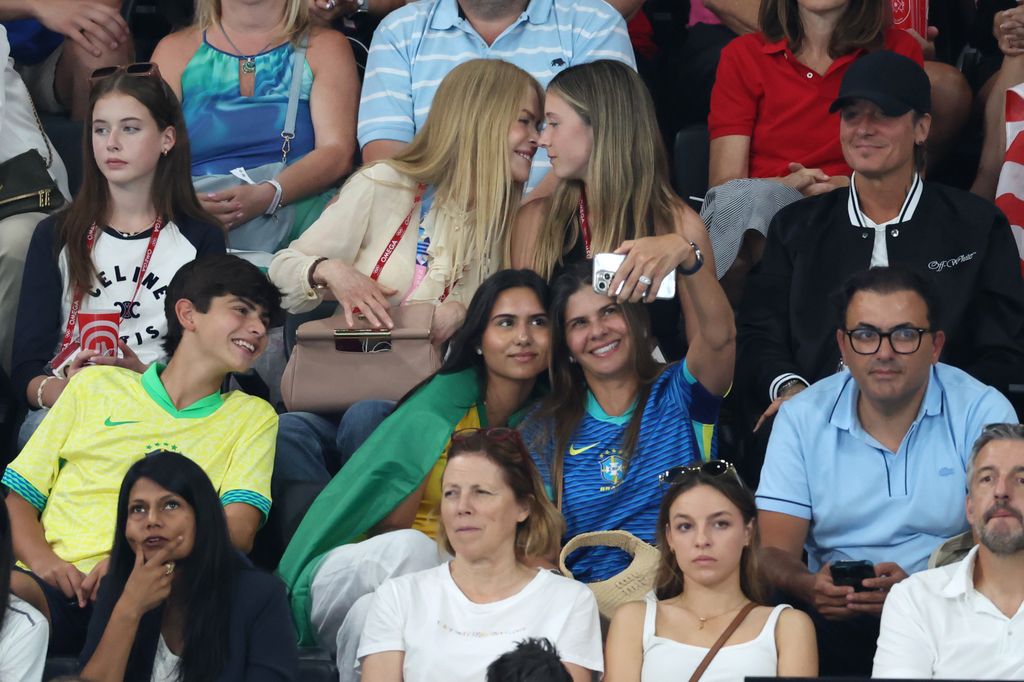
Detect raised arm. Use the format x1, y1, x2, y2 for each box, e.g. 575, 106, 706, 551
672, 208, 735, 396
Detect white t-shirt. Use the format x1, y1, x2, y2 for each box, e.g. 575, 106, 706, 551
357, 563, 604, 680
873, 545, 1024, 679
151, 635, 181, 682
0, 595, 48, 682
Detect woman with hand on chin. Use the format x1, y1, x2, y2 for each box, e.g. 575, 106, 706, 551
79, 451, 297, 681
604, 462, 817, 681
519, 254, 734, 585
511, 59, 706, 358
357, 429, 603, 682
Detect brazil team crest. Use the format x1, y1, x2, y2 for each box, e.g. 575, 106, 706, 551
600, 453, 624, 488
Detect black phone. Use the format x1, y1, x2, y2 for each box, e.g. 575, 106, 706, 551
830, 560, 875, 591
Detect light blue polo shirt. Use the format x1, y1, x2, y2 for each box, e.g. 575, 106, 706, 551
358, 0, 635, 191
756, 363, 1017, 575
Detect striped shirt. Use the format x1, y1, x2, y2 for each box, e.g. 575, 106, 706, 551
358, 0, 636, 191
521, 361, 721, 582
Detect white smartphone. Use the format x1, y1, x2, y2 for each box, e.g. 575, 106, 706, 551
592, 253, 676, 299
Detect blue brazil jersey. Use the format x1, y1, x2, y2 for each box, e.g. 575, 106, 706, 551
521, 361, 721, 582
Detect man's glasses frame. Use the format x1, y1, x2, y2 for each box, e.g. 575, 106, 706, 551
844, 326, 931, 355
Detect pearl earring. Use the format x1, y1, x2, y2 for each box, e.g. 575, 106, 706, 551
475, 347, 482, 355
161, 148, 169, 157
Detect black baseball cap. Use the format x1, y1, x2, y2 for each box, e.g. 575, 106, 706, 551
829, 50, 931, 116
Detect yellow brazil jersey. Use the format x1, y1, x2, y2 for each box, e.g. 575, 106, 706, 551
3, 364, 277, 572
410, 405, 482, 538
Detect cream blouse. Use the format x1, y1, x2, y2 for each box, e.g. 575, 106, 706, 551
269, 163, 497, 313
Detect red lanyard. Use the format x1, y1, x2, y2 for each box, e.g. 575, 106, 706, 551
59, 217, 165, 352
578, 190, 592, 258
370, 184, 452, 303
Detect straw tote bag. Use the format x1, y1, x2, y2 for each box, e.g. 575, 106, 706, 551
558, 529, 660, 620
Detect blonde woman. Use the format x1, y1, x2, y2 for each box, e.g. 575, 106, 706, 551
510, 60, 707, 358
270, 58, 543, 343
152, 0, 358, 250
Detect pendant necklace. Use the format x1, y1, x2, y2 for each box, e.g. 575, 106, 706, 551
219, 23, 275, 75
678, 600, 750, 630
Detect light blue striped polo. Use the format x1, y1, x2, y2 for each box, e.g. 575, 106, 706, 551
358, 0, 636, 191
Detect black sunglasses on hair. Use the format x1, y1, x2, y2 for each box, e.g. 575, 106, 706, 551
658, 460, 739, 487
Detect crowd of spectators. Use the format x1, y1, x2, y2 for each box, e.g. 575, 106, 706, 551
1, 0, 1023, 680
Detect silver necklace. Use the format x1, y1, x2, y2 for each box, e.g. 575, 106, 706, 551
218, 23, 274, 75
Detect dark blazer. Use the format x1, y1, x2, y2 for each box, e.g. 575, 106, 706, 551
80, 564, 298, 681
737, 181, 1024, 413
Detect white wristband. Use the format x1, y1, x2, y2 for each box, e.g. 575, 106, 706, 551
36, 376, 56, 410
263, 179, 284, 216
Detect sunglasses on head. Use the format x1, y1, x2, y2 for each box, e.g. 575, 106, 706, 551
451, 426, 520, 443
89, 62, 161, 85
450, 427, 535, 472
658, 460, 739, 487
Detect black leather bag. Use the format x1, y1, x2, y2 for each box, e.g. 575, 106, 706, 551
0, 148, 65, 221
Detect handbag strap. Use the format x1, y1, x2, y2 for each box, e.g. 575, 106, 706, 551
279, 35, 308, 164
26, 91, 53, 170
688, 602, 757, 682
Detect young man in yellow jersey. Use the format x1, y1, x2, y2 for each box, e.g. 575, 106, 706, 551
3, 254, 283, 656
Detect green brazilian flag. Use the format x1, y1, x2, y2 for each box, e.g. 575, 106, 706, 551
277, 368, 486, 645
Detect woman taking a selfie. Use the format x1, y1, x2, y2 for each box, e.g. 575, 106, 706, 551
604, 462, 817, 681
520, 254, 734, 584
79, 451, 297, 681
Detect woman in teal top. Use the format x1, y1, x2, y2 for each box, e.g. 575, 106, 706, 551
152, 0, 357, 248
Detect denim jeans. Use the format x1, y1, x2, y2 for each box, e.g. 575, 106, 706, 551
272, 400, 395, 486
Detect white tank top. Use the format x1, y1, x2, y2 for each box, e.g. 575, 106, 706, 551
640, 595, 789, 682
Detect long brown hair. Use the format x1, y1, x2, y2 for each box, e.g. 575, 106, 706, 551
532, 60, 679, 280
759, 0, 890, 58
57, 71, 218, 294
528, 262, 665, 508
654, 470, 766, 603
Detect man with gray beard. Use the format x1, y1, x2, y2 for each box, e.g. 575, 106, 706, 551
873, 423, 1024, 679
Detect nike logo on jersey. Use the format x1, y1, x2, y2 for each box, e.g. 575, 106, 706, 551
568, 443, 599, 456
104, 417, 140, 427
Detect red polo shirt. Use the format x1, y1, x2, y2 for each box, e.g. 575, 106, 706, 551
709, 29, 923, 179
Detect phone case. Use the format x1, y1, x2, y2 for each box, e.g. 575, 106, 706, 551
592, 253, 676, 299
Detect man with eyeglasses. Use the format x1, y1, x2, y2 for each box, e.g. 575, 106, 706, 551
755, 267, 1017, 676
873, 423, 1024, 679
736, 51, 1024, 484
